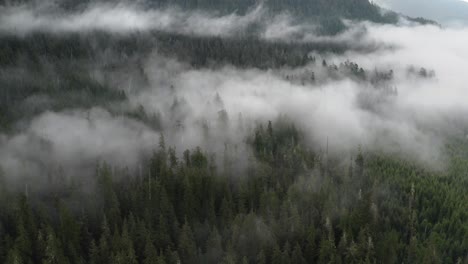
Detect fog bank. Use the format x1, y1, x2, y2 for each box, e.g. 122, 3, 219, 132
1, 4, 468, 182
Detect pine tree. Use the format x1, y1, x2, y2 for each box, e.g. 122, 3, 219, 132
13, 219, 33, 263
89, 240, 99, 264
406, 236, 419, 264
291, 243, 306, 264
118, 222, 138, 264
98, 217, 111, 264
144, 236, 158, 264
5, 247, 23, 264
241, 256, 249, 264
222, 243, 238, 264
156, 253, 167, 264
355, 147, 364, 178
304, 227, 317, 262
205, 227, 223, 264
256, 250, 266, 264
272, 244, 283, 264
43, 226, 68, 264
282, 241, 291, 264
58, 205, 80, 263
319, 235, 337, 264
177, 220, 197, 263
155, 214, 171, 249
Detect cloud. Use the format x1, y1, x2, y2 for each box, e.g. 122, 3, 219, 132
0, 1, 372, 46
0, 108, 160, 181
122, 23, 468, 168
343, 23, 468, 109
129, 61, 444, 167
0, 2, 263, 36
1, 5, 468, 183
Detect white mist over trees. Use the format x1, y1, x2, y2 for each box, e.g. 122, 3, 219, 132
0, 1, 466, 263
1, 6, 467, 177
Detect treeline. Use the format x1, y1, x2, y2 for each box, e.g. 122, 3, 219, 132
0, 31, 383, 131
0, 31, 375, 69
144, 0, 398, 33
0, 29, 437, 133
0, 122, 466, 263
144, 0, 388, 21
0, 29, 435, 131
0, 0, 397, 25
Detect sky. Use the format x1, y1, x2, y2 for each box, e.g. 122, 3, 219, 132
376, 0, 468, 26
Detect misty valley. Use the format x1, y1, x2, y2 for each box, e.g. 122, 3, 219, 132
0, 0, 467, 264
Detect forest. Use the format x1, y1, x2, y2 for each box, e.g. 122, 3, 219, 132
0, 0, 403, 35
0, 123, 467, 263
0, 0, 467, 263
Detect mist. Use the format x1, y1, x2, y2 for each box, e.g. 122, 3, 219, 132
1, 1, 468, 184
119, 22, 468, 167
0, 108, 160, 184
0, 2, 308, 38
0, 2, 376, 46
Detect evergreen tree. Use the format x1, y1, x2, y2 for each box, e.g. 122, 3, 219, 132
291, 243, 306, 264
177, 220, 197, 263
42, 227, 68, 264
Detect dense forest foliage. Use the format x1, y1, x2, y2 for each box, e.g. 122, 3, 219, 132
0, 0, 466, 263
0, 29, 460, 264
0, 122, 467, 263
0, 0, 398, 23
0, 0, 403, 35
0, 31, 395, 131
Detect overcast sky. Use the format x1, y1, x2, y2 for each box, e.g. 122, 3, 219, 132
376, 0, 468, 26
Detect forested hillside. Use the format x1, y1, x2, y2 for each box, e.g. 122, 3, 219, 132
146, 0, 394, 23
0, 122, 467, 264
0, 0, 466, 263
0, 0, 400, 35
1, 0, 393, 21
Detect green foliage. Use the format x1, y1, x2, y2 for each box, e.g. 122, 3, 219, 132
0, 121, 465, 263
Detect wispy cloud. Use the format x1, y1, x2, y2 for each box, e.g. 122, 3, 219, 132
0, 3, 263, 36
1, 4, 468, 182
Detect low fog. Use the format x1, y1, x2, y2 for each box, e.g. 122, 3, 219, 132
0, 2, 375, 45
0, 3, 260, 36
0, 108, 159, 181
0, 2, 310, 39
1, 2, 468, 184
